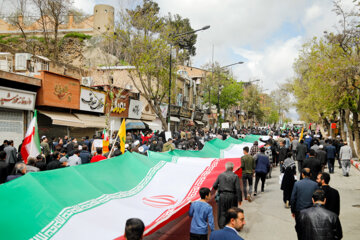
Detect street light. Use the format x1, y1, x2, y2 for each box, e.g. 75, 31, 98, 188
168, 25, 210, 131
215, 61, 244, 127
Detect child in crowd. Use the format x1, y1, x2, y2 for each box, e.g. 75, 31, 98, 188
189, 187, 215, 240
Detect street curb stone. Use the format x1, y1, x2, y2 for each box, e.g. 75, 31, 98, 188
351, 159, 360, 171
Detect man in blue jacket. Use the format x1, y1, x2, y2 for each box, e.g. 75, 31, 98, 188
290, 168, 318, 239
210, 207, 245, 240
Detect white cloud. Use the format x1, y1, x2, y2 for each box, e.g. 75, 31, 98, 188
73, 0, 96, 14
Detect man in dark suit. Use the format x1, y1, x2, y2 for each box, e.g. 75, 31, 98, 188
316, 172, 340, 216
4, 140, 17, 175
297, 189, 342, 240
210, 207, 245, 240
291, 168, 319, 239
0, 151, 9, 183
213, 162, 242, 229
296, 140, 308, 174
303, 149, 322, 181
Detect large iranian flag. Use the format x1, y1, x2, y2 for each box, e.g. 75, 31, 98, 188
20, 110, 41, 164
0, 136, 262, 239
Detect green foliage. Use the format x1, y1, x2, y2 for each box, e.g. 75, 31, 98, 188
0, 35, 22, 44
63, 32, 92, 41
29, 36, 45, 43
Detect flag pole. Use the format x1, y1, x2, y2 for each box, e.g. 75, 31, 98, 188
107, 134, 119, 159
107, 118, 121, 159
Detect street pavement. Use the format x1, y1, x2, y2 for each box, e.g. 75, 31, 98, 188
239, 164, 360, 240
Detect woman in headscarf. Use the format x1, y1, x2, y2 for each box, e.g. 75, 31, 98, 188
281, 151, 297, 208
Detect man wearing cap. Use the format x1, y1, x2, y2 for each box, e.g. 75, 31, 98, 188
316, 145, 327, 172
40, 136, 50, 163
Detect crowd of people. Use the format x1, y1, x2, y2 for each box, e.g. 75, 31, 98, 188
0, 127, 268, 183
0, 126, 351, 239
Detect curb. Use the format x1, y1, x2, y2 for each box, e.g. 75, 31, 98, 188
351, 159, 360, 171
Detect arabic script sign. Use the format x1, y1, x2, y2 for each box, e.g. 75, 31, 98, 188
0, 87, 36, 111
128, 99, 143, 119
80, 87, 105, 113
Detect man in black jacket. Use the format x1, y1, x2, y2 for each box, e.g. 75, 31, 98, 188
316, 145, 327, 172
0, 151, 9, 183
213, 162, 242, 229
316, 172, 340, 216
278, 140, 288, 173
303, 149, 322, 181
297, 189, 342, 240
296, 140, 308, 174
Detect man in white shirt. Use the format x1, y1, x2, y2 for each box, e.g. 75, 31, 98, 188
339, 142, 352, 176
67, 150, 81, 166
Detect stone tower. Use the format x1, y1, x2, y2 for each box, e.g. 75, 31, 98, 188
93, 4, 114, 34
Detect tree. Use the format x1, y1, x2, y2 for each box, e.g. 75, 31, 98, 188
45, 0, 72, 60
113, 0, 198, 130
241, 84, 263, 127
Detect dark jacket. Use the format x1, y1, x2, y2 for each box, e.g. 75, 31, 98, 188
254, 153, 270, 173
291, 178, 319, 213
326, 145, 336, 159
297, 204, 342, 240
321, 185, 340, 216
79, 150, 91, 164
46, 160, 64, 170
0, 160, 9, 183
303, 156, 322, 181
213, 170, 242, 202
316, 149, 327, 166
210, 226, 244, 240
296, 143, 307, 161
278, 146, 288, 163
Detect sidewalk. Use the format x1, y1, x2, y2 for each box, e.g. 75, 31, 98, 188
239, 164, 360, 240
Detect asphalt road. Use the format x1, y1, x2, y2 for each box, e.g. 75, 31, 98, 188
239, 164, 360, 240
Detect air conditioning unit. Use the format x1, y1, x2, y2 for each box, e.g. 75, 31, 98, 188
15, 53, 32, 71
81, 77, 93, 87
125, 84, 133, 90
0, 60, 10, 71
184, 96, 189, 102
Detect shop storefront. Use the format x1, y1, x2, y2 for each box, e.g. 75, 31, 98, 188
179, 107, 193, 129
0, 86, 37, 147
169, 105, 181, 131
194, 110, 205, 127
36, 71, 107, 138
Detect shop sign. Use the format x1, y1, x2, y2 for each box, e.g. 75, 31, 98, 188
128, 99, 143, 119
160, 104, 168, 119
180, 107, 192, 119
170, 105, 181, 116
36, 71, 80, 109
194, 111, 204, 121
0, 86, 36, 111
110, 98, 128, 118
80, 87, 105, 113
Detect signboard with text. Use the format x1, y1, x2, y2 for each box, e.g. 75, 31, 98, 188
0, 86, 36, 111
128, 99, 143, 119
80, 87, 105, 113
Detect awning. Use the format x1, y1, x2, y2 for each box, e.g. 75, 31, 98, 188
126, 119, 146, 129
170, 116, 180, 122
142, 121, 162, 131
39, 110, 84, 128
195, 120, 204, 125
74, 113, 106, 129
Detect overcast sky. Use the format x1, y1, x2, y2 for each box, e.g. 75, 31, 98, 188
70, 0, 355, 119
1, 0, 355, 119
72, 0, 354, 89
